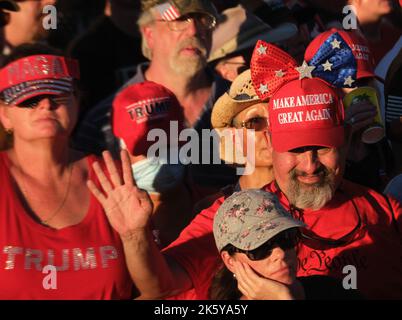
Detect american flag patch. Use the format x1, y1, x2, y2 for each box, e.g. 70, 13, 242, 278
155, 2, 180, 21
386, 95, 402, 122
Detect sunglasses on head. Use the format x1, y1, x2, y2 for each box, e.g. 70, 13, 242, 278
14, 94, 72, 109
289, 189, 363, 250
232, 228, 300, 261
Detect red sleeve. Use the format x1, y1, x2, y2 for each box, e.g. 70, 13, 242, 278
162, 196, 225, 297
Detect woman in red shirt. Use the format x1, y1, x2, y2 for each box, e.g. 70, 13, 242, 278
0, 43, 134, 299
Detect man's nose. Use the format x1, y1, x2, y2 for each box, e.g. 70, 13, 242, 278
184, 17, 199, 36
297, 150, 320, 175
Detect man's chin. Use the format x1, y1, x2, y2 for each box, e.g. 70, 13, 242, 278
171, 56, 206, 74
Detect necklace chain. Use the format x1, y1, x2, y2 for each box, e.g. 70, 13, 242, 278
15, 155, 74, 226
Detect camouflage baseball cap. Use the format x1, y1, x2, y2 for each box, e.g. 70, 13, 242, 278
213, 189, 305, 251
141, 0, 218, 20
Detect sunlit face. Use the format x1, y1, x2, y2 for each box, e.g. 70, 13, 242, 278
351, 0, 393, 20
5, 0, 56, 45
271, 145, 345, 210
234, 247, 297, 285
0, 93, 78, 142
146, 12, 212, 76
232, 103, 272, 168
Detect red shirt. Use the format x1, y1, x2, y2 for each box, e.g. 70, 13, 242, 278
164, 180, 402, 299
0, 153, 133, 299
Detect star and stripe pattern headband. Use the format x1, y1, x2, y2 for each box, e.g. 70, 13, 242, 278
250, 33, 358, 101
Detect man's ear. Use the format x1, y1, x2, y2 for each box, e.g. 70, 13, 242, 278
214, 62, 237, 82
221, 251, 236, 274
141, 24, 155, 51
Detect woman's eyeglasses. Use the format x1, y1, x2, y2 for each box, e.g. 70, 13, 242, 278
239, 116, 269, 131
233, 229, 300, 261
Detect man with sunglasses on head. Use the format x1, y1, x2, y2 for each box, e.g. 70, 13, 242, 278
73, 0, 237, 200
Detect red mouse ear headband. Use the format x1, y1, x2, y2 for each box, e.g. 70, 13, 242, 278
250, 40, 319, 101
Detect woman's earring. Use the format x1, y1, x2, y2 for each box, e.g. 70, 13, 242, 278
233, 273, 236, 279
5, 128, 13, 135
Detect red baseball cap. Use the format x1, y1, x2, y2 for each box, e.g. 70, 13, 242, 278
112, 81, 185, 156
0, 55, 79, 105
268, 78, 345, 152
305, 28, 376, 81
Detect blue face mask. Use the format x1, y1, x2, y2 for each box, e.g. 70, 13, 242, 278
131, 158, 185, 194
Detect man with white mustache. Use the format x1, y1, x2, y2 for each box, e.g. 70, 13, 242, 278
130, 0, 237, 196
73, 0, 237, 197
136, 0, 219, 129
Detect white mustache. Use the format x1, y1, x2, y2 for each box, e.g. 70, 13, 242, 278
177, 38, 207, 55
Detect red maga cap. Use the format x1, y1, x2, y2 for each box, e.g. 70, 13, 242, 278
112, 81, 185, 156
305, 28, 376, 81
269, 78, 345, 152
0, 55, 80, 105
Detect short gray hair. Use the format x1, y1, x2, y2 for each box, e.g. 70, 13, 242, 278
137, 8, 156, 60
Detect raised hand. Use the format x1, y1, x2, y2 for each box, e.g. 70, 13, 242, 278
233, 261, 295, 300
87, 150, 153, 240
344, 101, 377, 135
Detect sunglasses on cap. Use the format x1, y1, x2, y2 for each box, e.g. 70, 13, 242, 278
289, 189, 363, 250
13, 94, 72, 109
231, 228, 300, 261
155, 12, 216, 31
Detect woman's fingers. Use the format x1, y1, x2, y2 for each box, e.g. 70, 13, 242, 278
137, 188, 153, 213
345, 101, 377, 116
237, 282, 250, 298
121, 149, 136, 187
234, 261, 254, 290
102, 151, 122, 187
87, 180, 106, 204
352, 118, 376, 133
242, 262, 263, 284
92, 161, 113, 193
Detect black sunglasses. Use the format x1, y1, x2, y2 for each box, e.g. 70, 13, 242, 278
14, 94, 71, 109
289, 190, 363, 250
233, 228, 300, 261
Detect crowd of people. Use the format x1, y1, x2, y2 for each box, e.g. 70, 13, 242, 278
0, 0, 401, 300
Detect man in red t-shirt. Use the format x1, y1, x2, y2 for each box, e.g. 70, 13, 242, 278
100, 46, 402, 300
